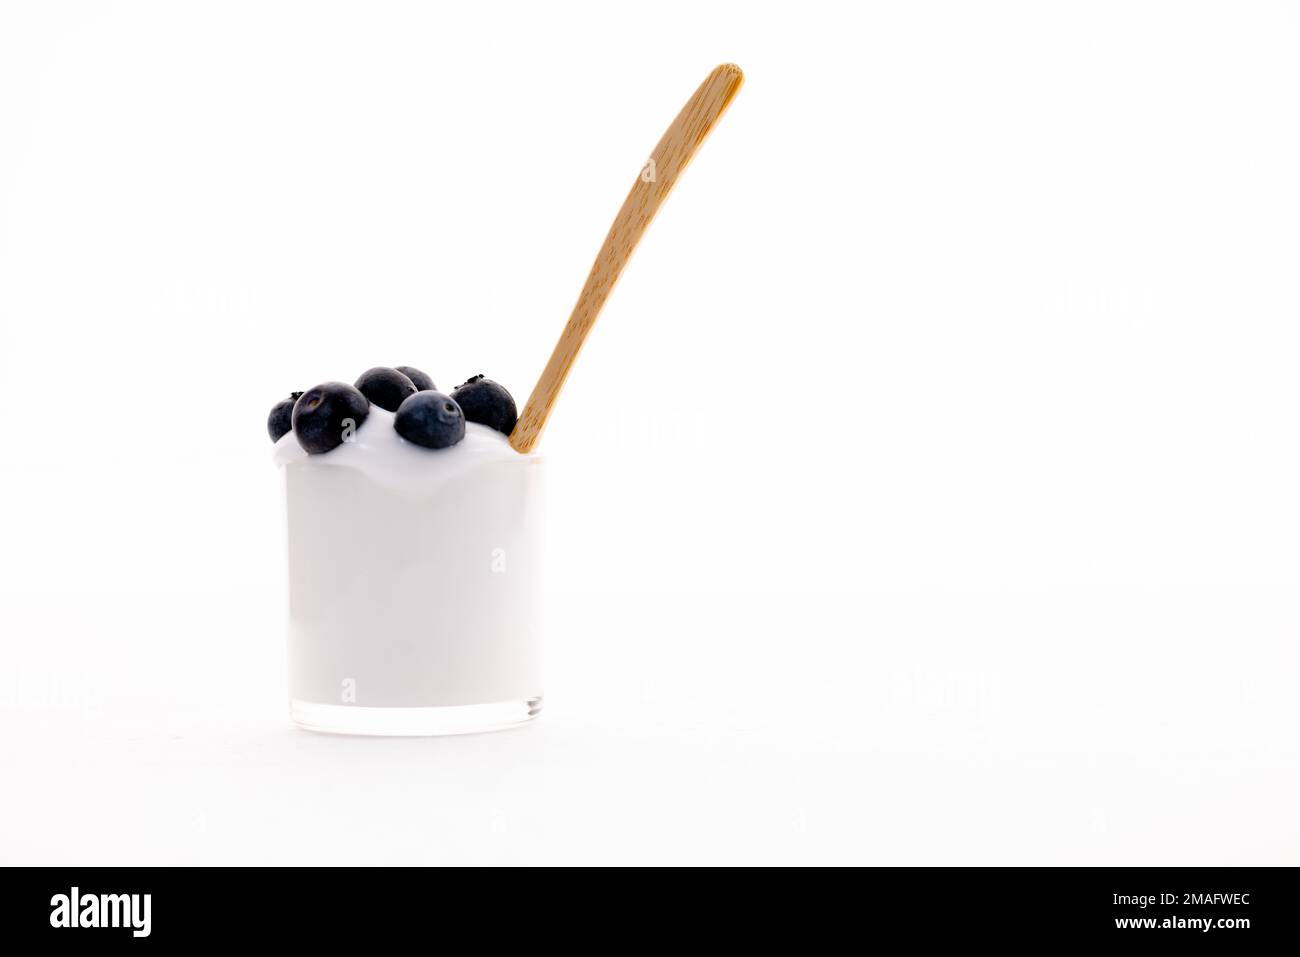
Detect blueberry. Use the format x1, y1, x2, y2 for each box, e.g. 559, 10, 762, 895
395, 366, 436, 392
354, 367, 417, 412
292, 382, 370, 454
393, 391, 465, 449
450, 375, 517, 435
268, 391, 303, 443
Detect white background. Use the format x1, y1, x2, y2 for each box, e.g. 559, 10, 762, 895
1, 1, 1298, 865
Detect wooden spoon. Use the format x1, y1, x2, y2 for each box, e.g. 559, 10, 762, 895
509, 63, 745, 454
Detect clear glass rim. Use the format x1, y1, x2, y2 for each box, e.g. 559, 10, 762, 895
290, 696, 543, 737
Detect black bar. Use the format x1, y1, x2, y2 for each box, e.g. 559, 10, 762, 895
0, 866, 1294, 946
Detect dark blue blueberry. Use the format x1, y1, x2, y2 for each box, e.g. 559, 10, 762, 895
292, 382, 370, 454
395, 366, 436, 392
267, 391, 303, 443
450, 375, 517, 435
393, 391, 465, 450
355, 367, 416, 412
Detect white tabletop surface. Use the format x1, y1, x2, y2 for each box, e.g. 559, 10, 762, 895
2, 583, 1295, 866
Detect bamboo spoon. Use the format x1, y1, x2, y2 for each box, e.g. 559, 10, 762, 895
508, 63, 745, 454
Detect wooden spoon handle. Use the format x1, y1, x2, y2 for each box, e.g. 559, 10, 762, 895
509, 63, 744, 453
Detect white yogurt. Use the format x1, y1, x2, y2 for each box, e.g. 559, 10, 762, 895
275, 407, 544, 735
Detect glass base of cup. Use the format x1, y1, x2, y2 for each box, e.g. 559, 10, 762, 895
290, 696, 543, 736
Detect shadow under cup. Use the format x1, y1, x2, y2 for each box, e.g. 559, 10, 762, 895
282, 453, 544, 735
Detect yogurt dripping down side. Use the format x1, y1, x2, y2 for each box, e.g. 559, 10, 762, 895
272, 406, 534, 494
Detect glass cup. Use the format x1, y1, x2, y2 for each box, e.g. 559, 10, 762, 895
280, 449, 544, 735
